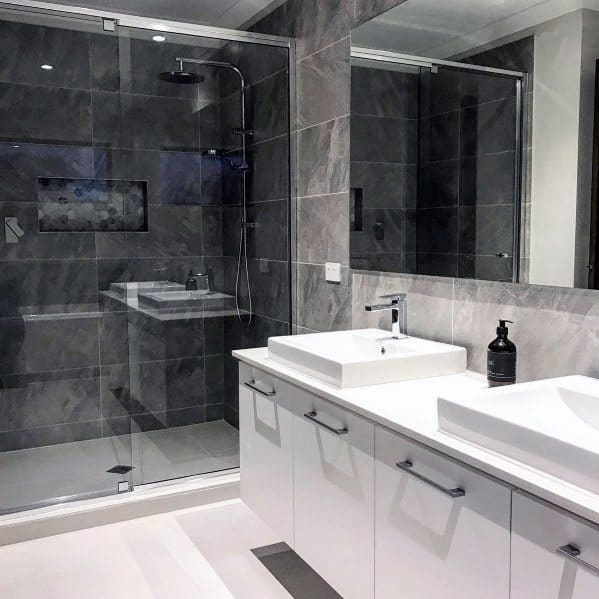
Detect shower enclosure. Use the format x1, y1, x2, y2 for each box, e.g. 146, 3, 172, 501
0, 2, 292, 514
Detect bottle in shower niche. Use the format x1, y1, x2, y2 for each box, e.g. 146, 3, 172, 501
487, 320, 517, 387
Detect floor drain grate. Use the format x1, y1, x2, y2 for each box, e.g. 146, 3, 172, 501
106, 465, 134, 474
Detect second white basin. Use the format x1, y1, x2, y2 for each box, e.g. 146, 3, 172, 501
438, 376, 599, 494
268, 328, 466, 388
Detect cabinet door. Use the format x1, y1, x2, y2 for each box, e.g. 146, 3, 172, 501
239, 364, 294, 545
375, 426, 510, 599
511, 491, 599, 598
293, 389, 375, 599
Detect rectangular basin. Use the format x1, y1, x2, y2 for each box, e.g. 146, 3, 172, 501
110, 281, 185, 300
137, 290, 236, 312
268, 328, 466, 388
438, 376, 599, 494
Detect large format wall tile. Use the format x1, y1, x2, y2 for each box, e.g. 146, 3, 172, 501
296, 263, 351, 331
0, 315, 99, 374
352, 272, 454, 343
352, 66, 418, 119
249, 136, 290, 202
351, 115, 417, 164
452, 280, 599, 381
249, 69, 290, 143
0, 143, 93, 203
351, 162, 416, 210
0, 84, 92, 145
298, 116, 349, 197
297, 192, 349, 265
298, 37, 350, 129
0, 21, 91, 89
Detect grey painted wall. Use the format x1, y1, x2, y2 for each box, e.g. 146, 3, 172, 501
253, 0, 599, 383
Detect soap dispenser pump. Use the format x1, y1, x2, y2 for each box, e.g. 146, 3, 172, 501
487, 319, 517, 387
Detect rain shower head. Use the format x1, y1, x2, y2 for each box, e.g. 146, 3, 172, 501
159, 70, 205, 84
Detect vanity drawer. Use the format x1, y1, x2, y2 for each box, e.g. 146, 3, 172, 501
511, 491, 599, 598
239, 364, 294, 545
375, 426, 511, 599
293, 388, 375, 599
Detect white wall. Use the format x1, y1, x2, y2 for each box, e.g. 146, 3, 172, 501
529, 11, 583, 286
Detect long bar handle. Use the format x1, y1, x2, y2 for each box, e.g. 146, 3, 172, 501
557, 544, 599, 577
396, 460, 466, 498
304, 411, 348, 435
245, 379, 276, 397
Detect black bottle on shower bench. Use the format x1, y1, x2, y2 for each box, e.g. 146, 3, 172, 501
487, 320, 517, 387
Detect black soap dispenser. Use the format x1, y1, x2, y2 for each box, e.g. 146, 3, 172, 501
185, 269, 197, 291
487, 320, 517, 387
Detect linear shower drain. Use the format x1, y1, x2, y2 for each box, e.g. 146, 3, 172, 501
106, 465, 134, 474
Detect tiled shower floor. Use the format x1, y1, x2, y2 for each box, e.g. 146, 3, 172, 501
0, 420, 239, 514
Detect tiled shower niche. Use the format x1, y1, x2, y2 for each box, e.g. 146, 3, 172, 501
37, 177, 148, 232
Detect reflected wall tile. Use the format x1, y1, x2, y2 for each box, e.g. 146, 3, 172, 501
298, 192, 349, 265
417, 252, 458, 277
350, 115, 416, 164
298, 116, 349, 197
205, 355, 225, 405
460, 70, 516, 108
352, 272, 454, 344
427, 111, 459, 162
417, 207, 458, 254
296, 263, 351, 331
458, 254, 513, 282
99, 312, 129, 366
459, 153, 516, 206
460, 97, 517, 157
419, 160, 459, 208
458, 204, 515, 256
351, 65, 417, 119
100, 364, 130, 419
90, 32, 120, 92
0, 84, 92, 145
351, 162, 416, 210
298, 37, 349, 129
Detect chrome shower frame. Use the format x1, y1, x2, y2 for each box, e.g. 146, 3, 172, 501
175, 57, 253, 325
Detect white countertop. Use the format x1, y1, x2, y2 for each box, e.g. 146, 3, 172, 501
233, 346, 599, 525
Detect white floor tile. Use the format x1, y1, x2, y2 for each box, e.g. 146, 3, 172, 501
0, 500, 290, 599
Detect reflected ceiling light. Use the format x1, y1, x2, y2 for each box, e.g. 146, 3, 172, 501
152, 35, 166, 42
151, 23, 170, 31
40, 64, 54, 70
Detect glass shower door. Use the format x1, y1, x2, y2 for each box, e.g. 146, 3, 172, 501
115, 26, 291, 485
0, 7, 133, 513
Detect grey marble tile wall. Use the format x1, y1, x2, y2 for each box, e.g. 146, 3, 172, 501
0, 19, 233, 451
354, 270, 599, 383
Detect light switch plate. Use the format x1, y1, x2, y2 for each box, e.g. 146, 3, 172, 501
325, 262, 341, 283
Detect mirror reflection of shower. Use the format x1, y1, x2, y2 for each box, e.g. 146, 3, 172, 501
160, 57, 254, 326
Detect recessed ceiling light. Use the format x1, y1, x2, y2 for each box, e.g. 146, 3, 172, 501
152, 35, 166, 42
40, 64, 54, 70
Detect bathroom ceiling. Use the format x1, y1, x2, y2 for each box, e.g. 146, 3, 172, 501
353, 0, 599, 56
41, 0, 281, 29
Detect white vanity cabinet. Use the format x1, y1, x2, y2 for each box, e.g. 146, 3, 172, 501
292, 388, 375, 599
238, 363, 294, 545
511, 491, 599, 598
374, 426, 511, 599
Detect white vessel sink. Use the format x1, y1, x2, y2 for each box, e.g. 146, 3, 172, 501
438, 376, 599, 494
268, 328, 466, 388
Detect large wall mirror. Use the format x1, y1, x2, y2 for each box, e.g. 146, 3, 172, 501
350, 0, 599, 289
